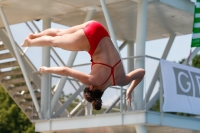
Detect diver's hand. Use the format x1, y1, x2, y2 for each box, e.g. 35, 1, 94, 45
39, 66, 48, 73
126, 89, 132, 107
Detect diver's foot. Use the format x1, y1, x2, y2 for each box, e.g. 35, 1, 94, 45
21, 38, 30, 47
29, 33, 38, 39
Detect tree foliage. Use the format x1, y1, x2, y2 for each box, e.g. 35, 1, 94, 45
192, 54, 200, 68
0, 85, 36, 133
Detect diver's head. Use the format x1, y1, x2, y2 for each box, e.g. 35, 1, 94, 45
84, 86, 104, 110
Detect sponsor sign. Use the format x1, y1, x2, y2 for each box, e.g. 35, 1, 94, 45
160, 59, 200, 115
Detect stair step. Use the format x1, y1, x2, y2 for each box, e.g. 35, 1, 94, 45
7, 85, 28, 92
7, 84, 39, 92
26, 111, 39, 117
20, 100, 40, 106
0, 61, 19, 69
1, 77, 25, 85
0, 69, 22, 78
14, 92, 41, 99
20, 101, 33, 106
31, 115, 39, 120
25, 107, 36, 113
0, 44, 7, 51
24, 92, 41, 99
0, 52, 13, 60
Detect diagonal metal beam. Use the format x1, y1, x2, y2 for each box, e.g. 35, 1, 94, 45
25, 22, 34, 33
68, 79, 83, 99
50, 52, 78, 116
53, 85, 85, 118
119, 41, 128, 51
31, 21, 40, 33
144, 34, 176, 105
51, 47, 66, 66
145, 90, 159, 110
100, 0, 120, 55
0, 6, 42, 118
70, 99, 85, 116
104, 91, 126, 114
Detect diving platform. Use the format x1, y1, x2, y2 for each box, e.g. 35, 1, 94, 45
34, 111, 200, 133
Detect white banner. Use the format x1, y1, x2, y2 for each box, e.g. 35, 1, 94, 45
160, 59, 200, 115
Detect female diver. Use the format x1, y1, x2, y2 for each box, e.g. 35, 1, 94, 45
21, 20, 145, 110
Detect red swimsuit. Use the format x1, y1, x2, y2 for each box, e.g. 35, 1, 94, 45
83, 21, 109, 57
83, 21, 121, 86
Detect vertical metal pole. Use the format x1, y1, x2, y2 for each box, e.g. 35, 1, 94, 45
134, 0, 148, 132
85, 102, 92, 115
133, 0, 147, 111
159, 65, 164, 125
127, 41, 134, 72
159, 66, 163, 113
127, 41, 136, 110
41, 18, 51, 119
120, 87, 123, 112
100, 0, 120, 54
0, 6, 42, 118
50, 8, 95, 117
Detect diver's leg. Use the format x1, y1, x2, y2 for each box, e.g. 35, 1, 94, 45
22, 29, 90, 51
29, 20, 94, 39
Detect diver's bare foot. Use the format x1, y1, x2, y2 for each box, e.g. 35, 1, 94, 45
21, 38, 30, 47
29, 33, 34, 39
29, 33, 38, 39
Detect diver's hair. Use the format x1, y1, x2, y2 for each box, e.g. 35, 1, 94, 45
84, 87, 103, 110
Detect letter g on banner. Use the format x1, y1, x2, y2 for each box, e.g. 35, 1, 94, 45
173, 67, 193, 96
160, 59, 200, 115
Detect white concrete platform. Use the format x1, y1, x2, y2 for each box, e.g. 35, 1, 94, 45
34, 111, 200, 133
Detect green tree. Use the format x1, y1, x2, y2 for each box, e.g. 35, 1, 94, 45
0, 85, 36, 133
192, 54, 200, 68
